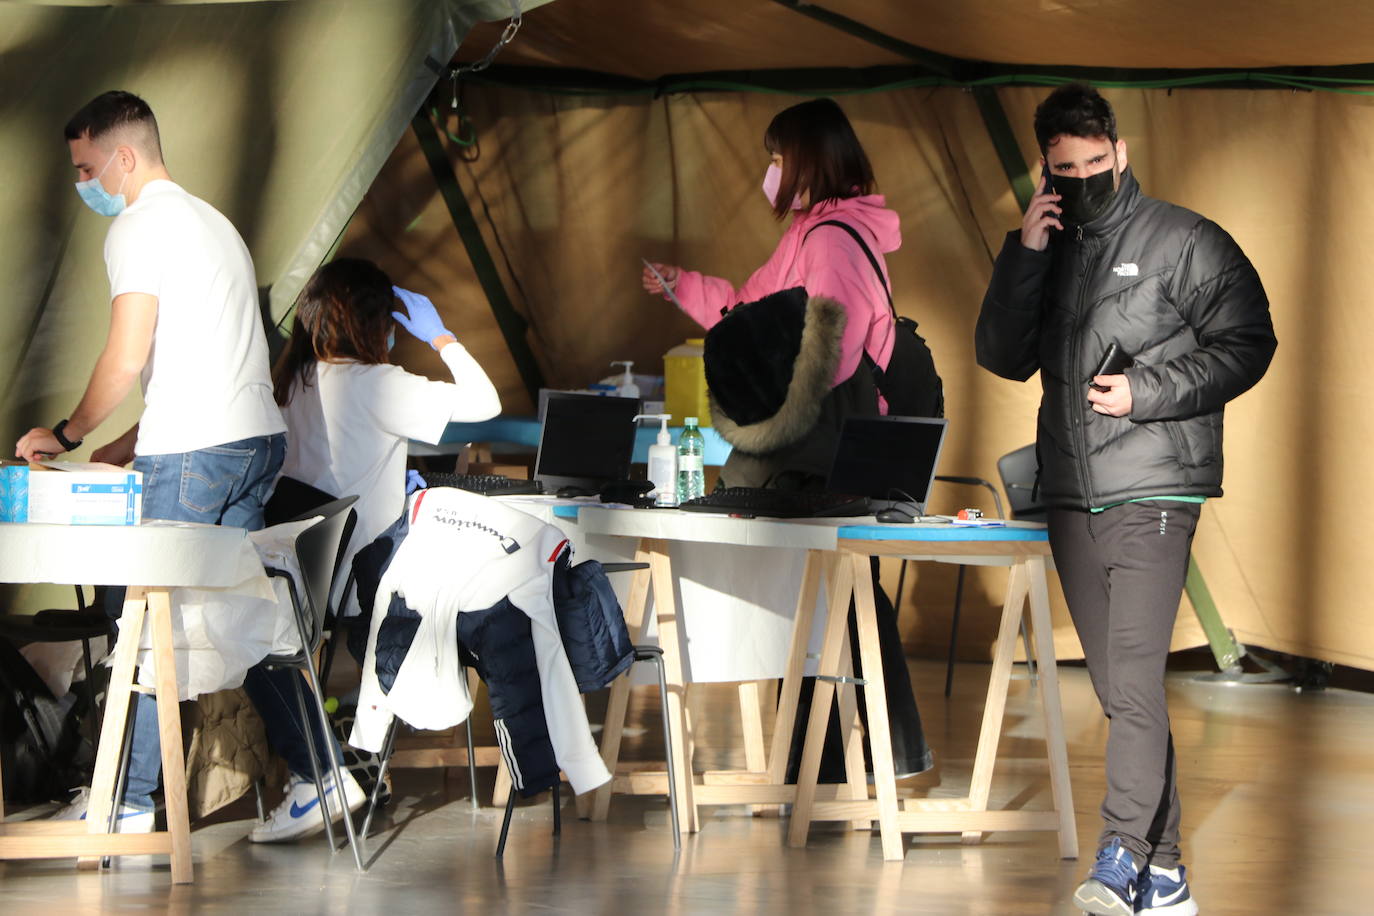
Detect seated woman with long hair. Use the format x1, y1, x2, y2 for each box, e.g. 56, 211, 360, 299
245, 257, 501, 843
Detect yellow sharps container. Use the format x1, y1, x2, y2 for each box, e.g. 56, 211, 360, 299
663, 338, 712, 427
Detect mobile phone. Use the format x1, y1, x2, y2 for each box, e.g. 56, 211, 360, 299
1039, 162, 1061, 227
1090, 342, 1134, 391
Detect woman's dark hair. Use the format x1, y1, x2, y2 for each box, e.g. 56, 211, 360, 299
763, 98, 875, 221
272, 258, 395, 406
1033, 83, 1118, 155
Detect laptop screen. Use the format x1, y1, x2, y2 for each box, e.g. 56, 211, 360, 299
534, 393, 642, 490
825, 416, 948, 510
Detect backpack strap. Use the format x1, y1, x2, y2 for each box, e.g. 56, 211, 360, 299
803, 219, 896, 318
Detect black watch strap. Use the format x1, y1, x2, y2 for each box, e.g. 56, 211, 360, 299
52, 419, 83, 452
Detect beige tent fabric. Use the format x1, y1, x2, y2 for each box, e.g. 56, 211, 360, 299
352, 80, 1374, 667
821, 0, 1374, 69
458, 0, 909, 77
343, 85, 1070, 656
462, 0, 1374, 73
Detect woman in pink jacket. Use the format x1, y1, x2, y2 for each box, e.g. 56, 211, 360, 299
644, 97, 931, 780
644, 98, 902, 489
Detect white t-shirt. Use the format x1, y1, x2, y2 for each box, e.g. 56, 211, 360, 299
279, 343, 501, 614
104, 180, 285, 455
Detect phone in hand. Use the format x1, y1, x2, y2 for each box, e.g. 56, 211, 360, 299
1091, 342, 1134, 391
1041, 160, 1054, 194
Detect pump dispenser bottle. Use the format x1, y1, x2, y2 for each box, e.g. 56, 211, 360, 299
634, 413, 677, 506
612, 361, 640, 398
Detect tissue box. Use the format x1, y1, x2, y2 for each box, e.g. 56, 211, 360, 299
1, 461, 143, 525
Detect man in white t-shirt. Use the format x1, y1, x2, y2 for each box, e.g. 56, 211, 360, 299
14, 91, 296, 831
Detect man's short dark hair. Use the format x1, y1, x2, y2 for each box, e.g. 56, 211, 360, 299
64, 90, 163, 162
1033, 83, 1117, 155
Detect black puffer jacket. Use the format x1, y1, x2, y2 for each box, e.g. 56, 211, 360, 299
975, 168, 1277, 509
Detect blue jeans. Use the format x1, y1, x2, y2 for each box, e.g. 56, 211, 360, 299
120, 435, 343, 810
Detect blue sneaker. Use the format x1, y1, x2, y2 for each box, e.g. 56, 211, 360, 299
1073, 838, 1138, 916
1134, 864, 1198, 915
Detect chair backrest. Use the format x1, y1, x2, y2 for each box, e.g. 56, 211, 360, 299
287, 495, 358, 653
264, 476, 337, 527
996, 444, 1045, 521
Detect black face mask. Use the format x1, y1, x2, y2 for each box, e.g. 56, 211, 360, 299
1053, 168, 1118, 226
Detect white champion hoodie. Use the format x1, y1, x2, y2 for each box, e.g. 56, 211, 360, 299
349, 487, 610, 796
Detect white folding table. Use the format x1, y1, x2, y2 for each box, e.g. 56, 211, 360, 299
0, 521, 262, 884
531, 503, 1076, 861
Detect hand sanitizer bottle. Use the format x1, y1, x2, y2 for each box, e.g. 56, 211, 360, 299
612, 361, 640, 398
634, 413, 677, 506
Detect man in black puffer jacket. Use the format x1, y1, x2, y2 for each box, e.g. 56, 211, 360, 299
976, 84, 1275, 916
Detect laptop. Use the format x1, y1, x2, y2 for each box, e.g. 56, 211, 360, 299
534, 393, 642, 496
679, 415, 948, 519
825, 415, 948, 516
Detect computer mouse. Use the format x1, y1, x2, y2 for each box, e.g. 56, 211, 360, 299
875, 507, 914, 524
556, 485, 597, 499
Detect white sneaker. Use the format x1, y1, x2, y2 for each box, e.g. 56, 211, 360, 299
53, 787, 155, 834
250, 769, 367, 843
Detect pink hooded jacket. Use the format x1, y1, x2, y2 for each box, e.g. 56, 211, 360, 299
672, 194, 901, 400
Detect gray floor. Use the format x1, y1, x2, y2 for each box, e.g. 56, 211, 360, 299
3, 659, 1374, 914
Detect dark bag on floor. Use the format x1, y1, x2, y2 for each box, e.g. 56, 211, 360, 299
0, 637, 93, 804
805, 220, 944, 418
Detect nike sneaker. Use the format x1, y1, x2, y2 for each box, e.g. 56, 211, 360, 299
250, 768, 367, 843
1074, 838, 1139, 916
1134, 863, 1198, 915
53, 786, 155, 834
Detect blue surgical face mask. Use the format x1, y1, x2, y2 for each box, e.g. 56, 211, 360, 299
386, 328, 397, 351
74, 151, 128, 217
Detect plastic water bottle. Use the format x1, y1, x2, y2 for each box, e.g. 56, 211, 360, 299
676, 417, 705, 503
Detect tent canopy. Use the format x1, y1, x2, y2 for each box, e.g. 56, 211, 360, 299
0, 0, 546, 610
330, 0, 1373, 670
460, 0, 1374, 75
4, 0, 1370, 670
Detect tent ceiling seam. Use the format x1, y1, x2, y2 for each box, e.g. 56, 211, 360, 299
460, 63, 1374, 96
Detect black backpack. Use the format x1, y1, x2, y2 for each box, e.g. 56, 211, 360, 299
0, 637, 94, 804
805, 220, 945, 418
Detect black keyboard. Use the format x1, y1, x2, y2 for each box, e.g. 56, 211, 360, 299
678, 487, 870, 519
419, 472, 544, 497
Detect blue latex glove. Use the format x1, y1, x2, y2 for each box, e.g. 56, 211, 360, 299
391, 286, 453, 349
406, 469, 428, 494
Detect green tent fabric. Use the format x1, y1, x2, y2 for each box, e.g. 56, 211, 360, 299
0, 0, 547, 610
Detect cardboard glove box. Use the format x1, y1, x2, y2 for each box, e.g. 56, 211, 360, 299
0, 460, 143, 525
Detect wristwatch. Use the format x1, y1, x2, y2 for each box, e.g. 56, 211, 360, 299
52, 419, 83, 452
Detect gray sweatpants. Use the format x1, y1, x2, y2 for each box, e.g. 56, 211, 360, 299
1047, 500, 1201, 870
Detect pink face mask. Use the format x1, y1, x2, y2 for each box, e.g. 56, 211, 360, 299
762, 163, 804, 210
